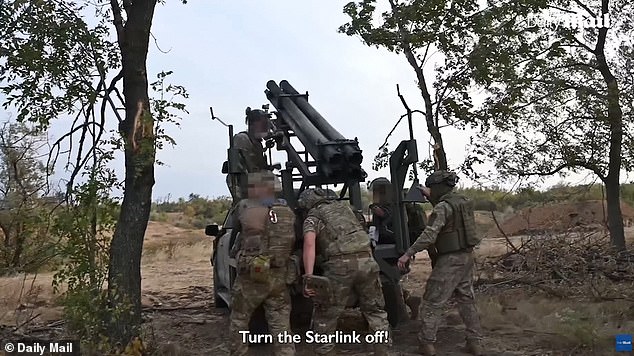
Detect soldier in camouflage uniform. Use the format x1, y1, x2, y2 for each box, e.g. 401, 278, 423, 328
397, 171, 484, 356
229, 172, 296, 356
226, 107, 271, 202
299, 188, 391, 356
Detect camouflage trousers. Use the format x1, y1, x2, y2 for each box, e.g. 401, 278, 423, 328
229, 270, 295, 356
313, 255, 391, 355
419, 250, 482, 343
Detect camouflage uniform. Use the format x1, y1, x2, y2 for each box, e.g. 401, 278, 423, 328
301, 190, 391, 356
405, 193, 483, 348
229, 193, 296, 356
226, 131, 268, 201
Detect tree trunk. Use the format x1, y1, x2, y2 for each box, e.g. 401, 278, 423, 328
10, 222, 25, 268
387, 0, 448, 171
107, 0, 158, 345
595, 0, 626, 251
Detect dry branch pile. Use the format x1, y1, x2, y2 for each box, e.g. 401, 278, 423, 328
477, 231, 634, 301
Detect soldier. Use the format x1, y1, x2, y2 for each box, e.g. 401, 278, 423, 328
299, 188, 391, 356
397, 170, 484, 356
229, 172, 296, 356
367, 178, 421, 322
226, 107, 272, 202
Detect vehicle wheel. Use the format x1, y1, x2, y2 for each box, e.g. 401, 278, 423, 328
213, 254, 228, 308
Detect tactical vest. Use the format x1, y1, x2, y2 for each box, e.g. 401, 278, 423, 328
238, 199, 296, 268
313, 200, 370, 259
434, 192, 480, 254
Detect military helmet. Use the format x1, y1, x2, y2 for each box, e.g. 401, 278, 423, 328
245, 107, 270, 124
297, 188, 334, 210
368, 177, 391, 190
424, 170, 458, 188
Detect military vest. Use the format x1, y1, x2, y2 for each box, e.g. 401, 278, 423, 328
238, 199, 296, 268
312, 200, 370, 259
434, 192, 480, 254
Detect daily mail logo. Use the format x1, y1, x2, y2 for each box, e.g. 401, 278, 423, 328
616, 334, 632, 352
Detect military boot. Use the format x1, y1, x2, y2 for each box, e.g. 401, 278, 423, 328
419, 343, 436, 356
466, 339, 483, 356
405, 295, 421, 320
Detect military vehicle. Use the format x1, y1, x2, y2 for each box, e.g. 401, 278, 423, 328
205, 80, 425, 330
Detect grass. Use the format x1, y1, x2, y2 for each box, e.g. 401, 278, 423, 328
477, 288, 634, 353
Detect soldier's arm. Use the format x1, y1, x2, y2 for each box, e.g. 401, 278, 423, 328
405, 202, 452, 257
233, 134, 258, 172
302, 215, 323, 276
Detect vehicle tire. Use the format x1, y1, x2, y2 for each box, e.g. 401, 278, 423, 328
213, 254, 228, 308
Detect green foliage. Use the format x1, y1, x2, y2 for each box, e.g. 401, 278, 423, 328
456, 183, 634, 212
340, 0, 482, 175
0, 120, 57, 274
0, 0, 118, 129
452, 1, 634, 183
151, 194, 232, 228
52, 151, 121, 347
150, 70, 189, 165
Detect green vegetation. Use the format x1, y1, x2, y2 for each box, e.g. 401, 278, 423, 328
149, 194, 232, 228
148, 183, 634, 224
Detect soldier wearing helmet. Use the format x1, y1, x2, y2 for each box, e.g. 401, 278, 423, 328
298, 188, 391, 356
397, 170, 484, 356
226, 107, 272, 202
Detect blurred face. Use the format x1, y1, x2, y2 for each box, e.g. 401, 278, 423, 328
248, 118, 269, 140
247, 181, 275, 199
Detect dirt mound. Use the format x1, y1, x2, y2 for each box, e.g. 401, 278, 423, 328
487, 200, 634, 237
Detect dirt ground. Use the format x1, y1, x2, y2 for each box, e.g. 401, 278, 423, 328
1, 218, 633, 355
486, 200, 634, 238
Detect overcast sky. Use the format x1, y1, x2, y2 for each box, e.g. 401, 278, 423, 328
11, 0, 627, 200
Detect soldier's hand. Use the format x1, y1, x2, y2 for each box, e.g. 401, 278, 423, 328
302, 275, 316, 298
397, 254, 411, 271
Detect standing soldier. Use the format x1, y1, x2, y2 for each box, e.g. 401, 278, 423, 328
299, 188, 391, 356
226, 107, 272, 202
397, 170, 484, 356
229, 172, 296, 356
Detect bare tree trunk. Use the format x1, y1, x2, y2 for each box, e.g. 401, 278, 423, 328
596, 0, 626, 251
388, 0, 448, 171
107, 0, 158, 345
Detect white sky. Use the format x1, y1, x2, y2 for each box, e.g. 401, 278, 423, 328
7, 0, 632, 200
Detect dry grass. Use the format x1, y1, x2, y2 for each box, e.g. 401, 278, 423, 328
478, 290, 634, 351
0, 272, 60, 327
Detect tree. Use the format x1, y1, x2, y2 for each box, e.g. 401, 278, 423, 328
0, 120, 52, 273
0, 0, 187, 345
339, 0, 481, 173
457, 0, 633, 251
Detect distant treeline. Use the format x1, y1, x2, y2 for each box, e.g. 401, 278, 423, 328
458, 183, 634, 212
149, 184, 634, 227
